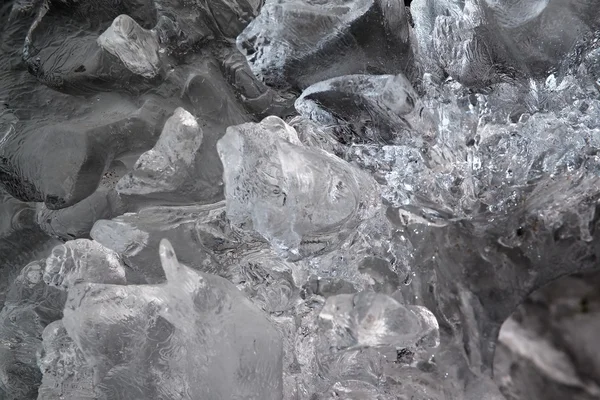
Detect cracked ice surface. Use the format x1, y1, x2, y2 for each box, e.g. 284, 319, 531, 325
1, 0, 600, 399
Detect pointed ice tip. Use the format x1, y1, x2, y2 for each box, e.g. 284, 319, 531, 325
159, 238, 180, 281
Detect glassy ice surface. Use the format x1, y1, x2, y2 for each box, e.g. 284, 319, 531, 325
217, 116, 381, 260
1, 0, 600, 399
295, 73, 435, 145
60, 239, 283, 400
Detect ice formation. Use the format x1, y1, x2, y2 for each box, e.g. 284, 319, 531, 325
217, 116, 381, 260
60, 239, 283, 400
0, 0, 600, 399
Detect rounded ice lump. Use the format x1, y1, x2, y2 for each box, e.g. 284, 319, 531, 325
217, 116, 380, 260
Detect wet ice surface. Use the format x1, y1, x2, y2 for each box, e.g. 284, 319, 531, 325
1, 0, 600, 399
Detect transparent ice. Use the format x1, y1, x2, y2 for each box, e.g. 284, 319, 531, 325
0, 0, 600, 399
217, 116, 381, 260
58, 239, 283, 400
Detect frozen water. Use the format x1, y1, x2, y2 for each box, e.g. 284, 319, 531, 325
35, 160, 128, 240
295, 73, 435, 145
90, 202, 229, 283
44, 239, 127, 290
153, 0, 261, 51
217, 116, 381, 260
413, 0, 600, 86
0, 95, 168, 208
0, 189, 59, 309
1, 0, 600, 399
98, 14, 162, 79
319, 292, 439, 351
222, 49, 296, 118
61, 239, 283, 400
227, 249, 300, 313
116, 108, 210, 202
0, 260, 65, 399
37, 320, 96, 400
494, 271, 600, 400
23, 0, 159, 94
237, 0, 416, 89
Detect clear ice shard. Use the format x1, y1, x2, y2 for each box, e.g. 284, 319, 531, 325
116, 108, 211, 203
61, 239, 283, 400
0, 260, 65, 399
237, 0, 416, 90
217, 116, 380, 260
37, 320, 96, 400
97, 14, 162, 79
44, 239, 127, 290
319, 292, 439, 351
295, 73, 435, 145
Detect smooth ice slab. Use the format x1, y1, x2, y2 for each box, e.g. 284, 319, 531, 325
0, 96, 168, 209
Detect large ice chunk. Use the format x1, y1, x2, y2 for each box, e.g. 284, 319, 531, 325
62, 239, 283, 399
217, 116, 380, 260
237, 0, 415, 90
412, 0, 600, 87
